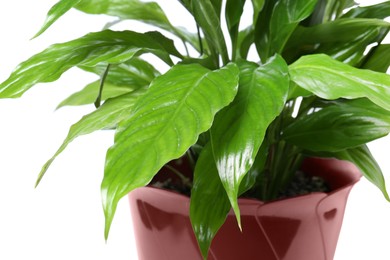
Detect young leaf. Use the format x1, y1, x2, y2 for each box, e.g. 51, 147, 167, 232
211, 55, 289, 228
36, 89, 146, 186
225, 0, 245, 57
289, 54, 390, 111
0, 30, 178, 99
283, 99, 390, 152
33, 0, 82, 38
101, 63, 239, 239
191, 0, 229, 64
190, 143, 232, 259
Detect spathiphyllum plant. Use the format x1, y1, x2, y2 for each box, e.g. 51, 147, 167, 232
1, 0, 390, 258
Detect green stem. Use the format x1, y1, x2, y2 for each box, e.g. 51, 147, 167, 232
196, 23, 204, 56
164, 164, 193, 189
94, 64, 111, 108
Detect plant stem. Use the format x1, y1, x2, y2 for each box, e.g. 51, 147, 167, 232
196, 24, 204, 56
164, 164, 193, 189
94, 64, 111, 108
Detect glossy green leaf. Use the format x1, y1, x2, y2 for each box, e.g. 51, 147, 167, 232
310, 144, 390, 201
36, 89, 146, 186
211, 55, 289, 227
254, 0, 276, 60
79, 57, 159, 88
101, 63, 239, 239
76, 0, 199, 53
283, 99, 390, 151
57, 81, 133, 108
342, 1, 390, 19
363, 44, 390, 73
58, 58, 159, 108
0, 30, 178, 99
190, 143, 231, 259
33, 0, 82, 38
225, 0, 245, 58
307, 0, 355, 24
75, 0, 171, 30
256, 0, 318, 60
210, 0, 223, 16
287, 18, 390, 50
333, 145, 390, 201
145, 31, 183, 58
317, 29, 382, 66
225, 0, 245, 32
289, 54, 390, 111
237, 26, 254, 59
191, 0, 229, 64
190, 141, 269, 259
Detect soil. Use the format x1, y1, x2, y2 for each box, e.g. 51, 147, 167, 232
151, 170, 330, 200
151, 178, 192, 197
277, 170, 330, 199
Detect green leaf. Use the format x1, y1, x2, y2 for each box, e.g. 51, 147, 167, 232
101, 63, 239, 239
225, 0, 245, 58
289, 54, 390, 111
36, 89, 146, 186
144, 31, 183, 58
210, 0, 223, 16
302, 18, 388, 43
287, 18, 390, 50
0, 30, 178, 98
317, 28, 382, 66
190, 143, 231, 259
57, 81, 134, 108
75, 0, 171, 30
363, 44, 390, 73
33, 0, 82, 38
75, 0, 199, 53
191, 0, 229, 64
225, 0, 245, 32
58, 58, 160, 108
333, 145, 390, 201
283, 99, 390, 151
236, 26, 254, 59
307, 0, 355, 24
310, 145, 390, 201
79, 57, 159, 88
255, 0, 318, 60
251, 0, 265, 24
210, 55, 289, 227
190, 141, 269, 259
342, 1, 390, 19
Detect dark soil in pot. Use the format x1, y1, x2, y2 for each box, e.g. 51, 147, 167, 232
150, 158, 331, 200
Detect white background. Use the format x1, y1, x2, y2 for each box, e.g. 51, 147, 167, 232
0, 0, 389, 259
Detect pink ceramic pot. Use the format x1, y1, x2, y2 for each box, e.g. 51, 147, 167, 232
128, 157, 361, 260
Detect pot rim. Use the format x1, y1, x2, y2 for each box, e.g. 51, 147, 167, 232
135, 157, 362, 207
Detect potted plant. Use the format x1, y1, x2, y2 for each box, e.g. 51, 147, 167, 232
1, 0, 390, 259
